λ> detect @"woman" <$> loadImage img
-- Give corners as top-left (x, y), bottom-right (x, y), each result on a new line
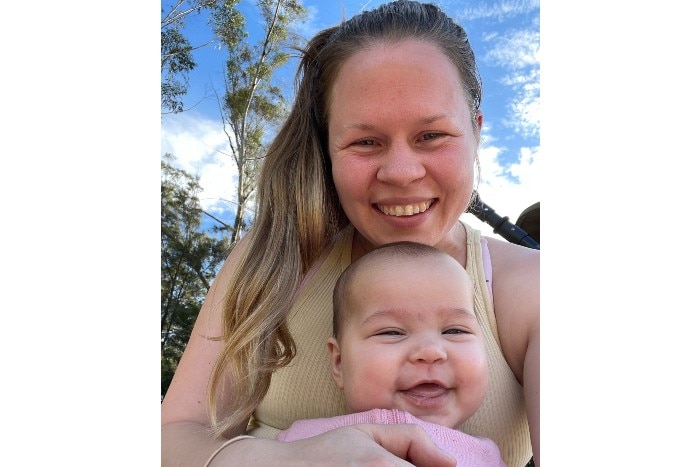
top-left (161, 1), bottom-right (539, 466)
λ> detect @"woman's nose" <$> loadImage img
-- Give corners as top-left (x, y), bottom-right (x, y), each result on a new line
top-left (376, 142), bottom-right (426, 186)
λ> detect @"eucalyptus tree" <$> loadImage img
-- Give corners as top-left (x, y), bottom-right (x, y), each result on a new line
top-left (217, 0), bottom-right (306, 243)
top-left (161, 0), bottom-right (225, 113)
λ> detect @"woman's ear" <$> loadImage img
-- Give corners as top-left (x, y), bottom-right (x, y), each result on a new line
top-left (327, 337), bottom-right (344, 389)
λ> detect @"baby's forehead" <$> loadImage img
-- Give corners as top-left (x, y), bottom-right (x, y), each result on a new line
top-left (362, 252), bottom-right (467, 277)
top-left (351, 252), bottom-right (470, 288)
top-left (358, 305), bottom-right (478, 325)
top-left (381, 251), bottom-right (455, 266)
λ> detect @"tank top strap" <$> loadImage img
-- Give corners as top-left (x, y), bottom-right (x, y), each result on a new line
top-left (462, 221), bottom-right (501, 351)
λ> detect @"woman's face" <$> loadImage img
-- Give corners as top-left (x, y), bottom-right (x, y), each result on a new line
top-left (328, 39), bottom-right (481, 248)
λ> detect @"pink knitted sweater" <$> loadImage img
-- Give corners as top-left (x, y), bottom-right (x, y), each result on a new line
top-left (276, 408), bottom-right (506, 467)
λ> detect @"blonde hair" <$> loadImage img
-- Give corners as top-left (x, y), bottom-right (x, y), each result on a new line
top-left (206, 0), bottom-right (483, 436)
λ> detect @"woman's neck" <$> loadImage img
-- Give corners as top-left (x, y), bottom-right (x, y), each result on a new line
top-left (350, 221), bottom-right (468, 267)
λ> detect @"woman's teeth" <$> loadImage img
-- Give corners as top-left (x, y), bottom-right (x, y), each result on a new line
top-left (378, 200), bottom-right (433, 216)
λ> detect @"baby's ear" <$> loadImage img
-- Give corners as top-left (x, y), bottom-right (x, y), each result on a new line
top-left (327, 337), bottom-right (344, 389)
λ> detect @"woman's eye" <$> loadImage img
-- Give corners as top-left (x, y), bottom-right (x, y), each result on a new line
top-left (354, 139), bottom-right (376, 146)
top-left (420, 132), bottom-right (443, 142)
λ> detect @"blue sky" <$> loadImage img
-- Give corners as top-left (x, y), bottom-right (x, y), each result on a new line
top-left (161, 0), bottom-right (541, 239)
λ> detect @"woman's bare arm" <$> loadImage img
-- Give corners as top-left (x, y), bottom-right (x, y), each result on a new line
top-left (487, 237), bottom-right (540, 465)
top-left (201, 425), bottom-right (457, 467)
top-left (161, 235), bottom-right (251, 466)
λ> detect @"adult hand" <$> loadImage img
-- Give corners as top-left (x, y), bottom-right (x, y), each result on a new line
top-left (351, 424), bottom-right (457, 467)
top-left (210, 424), bottom-right (457, 466)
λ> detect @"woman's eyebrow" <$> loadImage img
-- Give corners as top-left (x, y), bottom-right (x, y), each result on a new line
top-left (418, 113), bottom-right (452, 124)
top-left (342, 113), bottom-right (455, 131)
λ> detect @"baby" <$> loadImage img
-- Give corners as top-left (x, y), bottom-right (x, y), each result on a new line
top-left (277, 241), bottom-right (506, 466)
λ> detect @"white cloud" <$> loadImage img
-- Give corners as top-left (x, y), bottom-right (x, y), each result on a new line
top-left (161, 112), bottom-right (237, 214)
top-left (454, 0), bottom-right (539, 22)
top-left (508, 145), bottom-right (540, 187)
top-left (486, 29), bottom-right (539, 69)
top-left (485, 28), bottom-right (540, 138)
top-left (466, 135), bottom-right (541, 240)
top-left (508, 74), bottom-right (540, 137)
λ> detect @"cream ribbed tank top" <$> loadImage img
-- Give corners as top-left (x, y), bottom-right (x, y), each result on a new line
top-left (250, 223), bottom-right (532, 466)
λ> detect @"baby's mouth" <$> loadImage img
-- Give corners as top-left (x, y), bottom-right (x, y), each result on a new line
top-left (401, 383), bottom-right (448, 401)
top-left (376, 199), bottom-right (433, 217)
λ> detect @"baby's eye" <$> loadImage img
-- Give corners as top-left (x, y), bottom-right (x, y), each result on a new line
top-left (443, 328), bottom-right (469, 335)
top-left (376, 330), bottom-right (403, 336)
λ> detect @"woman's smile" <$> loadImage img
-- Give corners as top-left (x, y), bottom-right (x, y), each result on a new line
top-left (376, 199), bottom-right (434, 216)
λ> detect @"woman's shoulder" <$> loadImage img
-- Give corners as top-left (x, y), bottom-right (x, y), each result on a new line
top-left (485, 236), bottom-right (539, 312)
top-left (485, 235), bottom-right (539, 278)
top-left (484, 235), bottom-right (539, 382)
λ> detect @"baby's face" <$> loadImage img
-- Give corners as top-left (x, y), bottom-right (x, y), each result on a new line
top-left (329, 255), bottom-right (488, 428)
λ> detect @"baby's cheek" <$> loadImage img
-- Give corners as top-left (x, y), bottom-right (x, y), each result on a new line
top-left (351, 367), bottom-right (392, 409)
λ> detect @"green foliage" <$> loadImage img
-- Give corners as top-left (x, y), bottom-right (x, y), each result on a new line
top-left (161, 27), bottom-right (195, 113)
top-left (217, 0), bottom-right (307, 242)
top-left (210, 0), bottom-right (245, 49)
top-left (161, 0), bottom-right (223, 113)
top-left (161, 154), bottom-right (230, 397)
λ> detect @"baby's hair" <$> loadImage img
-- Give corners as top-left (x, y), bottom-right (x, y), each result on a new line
top-left (332, 241), bottom-right (452, 339)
